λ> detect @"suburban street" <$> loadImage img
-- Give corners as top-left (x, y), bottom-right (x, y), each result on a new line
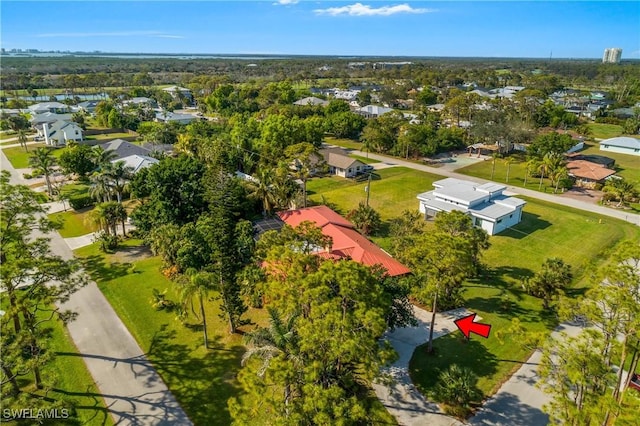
top-left (1, 150), bottom-right (192, 425)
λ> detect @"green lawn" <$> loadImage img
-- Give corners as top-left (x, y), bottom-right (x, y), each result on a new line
top-left (579, 142), bottom-right (640, 184)
top-left (2, 144), bottom-right (64, 169)
top-left (324, 136), bottom-right (364, 150)
top-left (49, 207), bottom-right (99, 238)
top-left (349, 154), bottom-right (379, 164)
top-left (85, 133), bottom-right (134, 141)
top-left (410, 197), bottom-right (640, 402)
top-left (455, 154), bottom-right (561, 193)
top-left (307, 167), bottom-right (442, 220)
top-left (587, 123), bottom-right (624, 140)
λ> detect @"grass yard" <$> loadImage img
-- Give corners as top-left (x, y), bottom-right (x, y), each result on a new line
top-left (2, 144), bottom-right (64, 169)
top-left (49, 207), bottom-right (99, 238)
top-left (324, 136), bottom-right (364, 150)
top-left (74, 239), bottom-right (394, 425)
top-left (410, 197), bottom-right (640, 404)
top-left (587, 123), bottom-right (624, 140)
top-left (579, 142), bottom-right (640, 184)
top-left (455, 153), bottom-right (560, 193)
top-left (349, 153), bottom-right (379, 164)
top-left (85, 133), bottom-right (134, 141)
top-left (307, 167), bottom-right (441, 220)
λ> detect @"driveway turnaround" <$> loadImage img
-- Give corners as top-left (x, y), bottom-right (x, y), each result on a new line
top-left (2, 150), bottom-right (192, 425)
top-left (373, 306), bottom-right (471, 426)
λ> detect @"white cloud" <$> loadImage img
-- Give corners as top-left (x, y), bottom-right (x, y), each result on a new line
top-left (314, 3), bottom-right (433, 16)
top-left (273, 0), bottom-right (299, 5)
top-left (36, 31), bottom-right (183, 39)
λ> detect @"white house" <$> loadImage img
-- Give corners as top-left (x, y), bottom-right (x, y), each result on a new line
top-left (293, 97), bottom-right (329, 107)
top-left (112, 154), bottom-right (159, 173)
top-left (162, 86), bottom-right (193, 102)
top-left (28, 102), bottom-right (71, 115)
top-left (355, 105), bottom-right (394, 119)
top-left (417, 178), bottom-right (526, 235)
top-left (41, 120), bottom-right (83, 146)
top-left (599, 137), bottom-right (640, 156)
top-left (155, 111), bottom-right (199, 125)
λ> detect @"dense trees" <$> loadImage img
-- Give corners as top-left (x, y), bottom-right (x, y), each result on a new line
top-left (59, 143), bottom-right (96, 178)
top-left (524, 258), bottom-right (573, 309)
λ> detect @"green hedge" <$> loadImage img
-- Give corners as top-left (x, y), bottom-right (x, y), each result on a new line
top-left (69, 195), bottom-right (94, 210)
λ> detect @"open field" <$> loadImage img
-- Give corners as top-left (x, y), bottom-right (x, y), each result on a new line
top-left (74, 239), bottom-right (392, 424)
top-left (49, 207), bottom-right (99, 238)
top-left (324, 136), bottom-right (364, 150)
top-left (2, 144), bottom-right (64, 169)
top-left (587, 123), bottom-right (624, 139)
top-left (85, 132), bottom-right (135, 141)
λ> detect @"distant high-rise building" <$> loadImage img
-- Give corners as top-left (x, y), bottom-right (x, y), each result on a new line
top-left (602, 48), bottom-right (622, 64)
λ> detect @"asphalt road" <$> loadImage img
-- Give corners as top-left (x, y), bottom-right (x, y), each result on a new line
top-left (1, 150), bottom-right (192, 425)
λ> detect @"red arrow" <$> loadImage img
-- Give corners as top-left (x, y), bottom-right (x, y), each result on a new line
top-left (454, 313), bottom-right (491, 339)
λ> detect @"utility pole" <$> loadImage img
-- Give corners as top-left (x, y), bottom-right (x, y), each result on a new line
top-left (365, 172), bottom-right (371, 207)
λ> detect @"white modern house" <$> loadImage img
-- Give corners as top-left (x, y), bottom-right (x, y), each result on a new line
top-left (599, 137), bottom-right (640, 156)
top-left (417, 178), bottom-right (526, 235)
top-left (40, 120), bottom-right (83, 146)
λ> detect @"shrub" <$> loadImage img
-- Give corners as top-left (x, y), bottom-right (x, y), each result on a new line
top-left (150, 288), bottom-right (176, 311)
top-left (434, 364), bottom-right (481, 416)
top-left (68, 195), bottom-right (94, 210)
top-left (22, 173), bottom-right (32, 179)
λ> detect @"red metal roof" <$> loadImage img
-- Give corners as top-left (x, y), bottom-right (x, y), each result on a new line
top-left (277, 206), bottom-right (411, 277)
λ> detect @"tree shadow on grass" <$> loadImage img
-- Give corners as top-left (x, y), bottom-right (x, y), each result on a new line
top-left (80, 255), bottom-right (131, 282)
top-left (410, 335), bottom-right (498, 400)
top-left (500, 212), bottom-right (552, 239)
top-left (145, 324), bottom-right (243, 426)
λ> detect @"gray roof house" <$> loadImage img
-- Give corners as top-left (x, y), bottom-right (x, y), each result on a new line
top-left (319, 148), bottom-right (366, 178)
top-left (356, 105), bottom-right (394, 119)
top-left (28, 102), bottom-right (71, 115)
top-left (99, 139), bottom-right (151, 160)
top-left (417, 178), bottom-right (526, 235)
top-left (112, 154), bottom-right (159, 173)
top-left (40, 120), bottom-right (83, 147)
top-left (293, 97), bottom-right (329, 107)
top-left (155, 111), bottom-right (199, 125)
top-left (599, 137), bottom-right (640, 156)
top-left (30, 112), bottom-right (73, 125)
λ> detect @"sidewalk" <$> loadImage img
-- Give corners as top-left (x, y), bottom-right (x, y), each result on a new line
top-left (373, 307), bottom-right (472, 426)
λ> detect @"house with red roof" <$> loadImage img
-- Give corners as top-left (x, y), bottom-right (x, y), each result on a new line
top-left (277, 206), bottom-right (411, 277)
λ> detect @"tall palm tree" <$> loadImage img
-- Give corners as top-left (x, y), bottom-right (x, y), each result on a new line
top-left (105, 161), bottom-right (134, 203)
top-left (604, 178), bottom-right (637, 207)
top-left (29, 147), bottom-right (57, 195)
top-left (542, 153), bottom-right (565, 191)
top-left (524, 158), bottom-right (539, 188)
top-left (86, 203), bottom-right (110, 235)
top-left (243, 307), bottom-right (300, 405)
top-left (89, 171), bottom-right (113, 203)
top-left (92, 146), bottom-right (118, 169)
top-left (103, 201), bottom-right (128, 236)
top-left (17, 129), bottom-right (29, 152)
top-left (551, 166), bottom-right (568, 194)
top-left (249, 169), bottom-right (277, 216)
top-left (503, 157), bottom-right (514, 184)
top-left (180, 270), bottom-right (213, 349)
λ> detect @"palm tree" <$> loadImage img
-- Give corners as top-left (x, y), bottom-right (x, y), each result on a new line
top-left (346, 202), bottom-right (382, 236)
top-left (180, 270), bottom-right (213, 349)
top-left (551, 166), bottom-right (568, 194)
top-left (604, 178), bottom-right (637, 207)
top-left (248, 169), bottom-right (277, 216)
top-left (86, 203), bottom-right (110, 235)
top-left (89, 171), bottom-right (113, 203)
top-left (543, 153), bottom-right (565, 191)
top-left (524, 158), bottom-right (539, 188)
top-left (17, 129), bottom-right (29, 152)
top-left (92, 146), bottom-right (118, 169)
top-left (105, 161), bottom-right (133, 203)
top-left (490, 153), bottom-right (500, 180)
top-left (29, 147), bottom-right (57, 195)
top-left (103, 201), bottom-right (128, 236)
top-left (243, 307), bottom-right (300, 406)
top-left (503, 157), bottom-right (514, 184)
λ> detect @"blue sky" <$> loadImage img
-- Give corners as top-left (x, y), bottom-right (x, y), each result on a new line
top-left (1, 1), bottom-right (639, 58)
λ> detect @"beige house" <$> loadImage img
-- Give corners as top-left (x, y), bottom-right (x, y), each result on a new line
top-left (319, 148), bottom-right (366, 178)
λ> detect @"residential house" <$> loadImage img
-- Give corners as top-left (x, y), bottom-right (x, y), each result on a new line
top-left (99, 139), bottom-right (151, 160)
top-left (155, 111), bottom-right (199, 125)
top-left (355, 105), bottom-right (394, 119)
top-left (599, 137), bottom-right (640, 156)
top-left (566, 160), bottom-right (617, 188)
top-left (293, 97), bottom-right (329, 107)
top-left (28, 102), bottom-right (71, 115)
top-left (417, 178), bottom-right (526, 235)
top-left (122, 97), bottom-right (157, 108)
top-left (30, 112), bottom-right (73, 126)
top-left (77, 100), bottom-right (100, 114)
top-left (319, 148), bottom-right (366, 178)
top-left (162, 86), bottom-right (193, 103)
top-left (277, 206), bottom-right (411, 277)
top-left (112, 154), bottom-right (159, 173)
top-left (41, 120), bottom-right (83, 146)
